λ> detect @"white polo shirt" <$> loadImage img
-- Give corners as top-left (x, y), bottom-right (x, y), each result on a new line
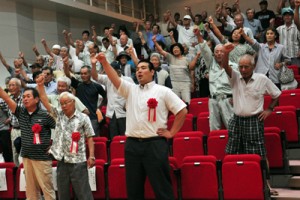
top-left (229, 69), bottom-right (281, 116)
top-left (118, 80), bottom-right (186, 138)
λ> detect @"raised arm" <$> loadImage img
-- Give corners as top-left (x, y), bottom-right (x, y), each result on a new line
top-left (63, 56), bottom-right (71, 78)
top-left (68, 32), bottom-right (75, 48)
top-left (62, 30), bottom-right (70, 47)
top-left (36, 74), bottom-right (52, 113)
top-left (96, 52), bottom-right (121, 89)
top-left (189, 51), bottom-right (201, 70)
top-left (208, 16), bottom-right (224, 43)
top-left (169, 31), bottom-right (176, 44)
top-left (32, 45), bottom-right (40, 56)
top-left (167, 10), bottom-right (178, 29)
top-left (0, 87), bottom-right (17, 113)
top-left (19, 51), bottom-right (28, 68)
top-left (240, 28), bottom-right (255, 45)
top-left (128, 46), bottom-right (139, 66)
top-left (221, 43), bottom-right (235, 78)
top-left (41, 39), bottom-right (54, 57)
top-left (0, 51), bottom-right (11, 70)
top-left (276, 0), bottom-right (285, 14)
top-left (90, 54), bottom-right (98, 81)
top-left (153, 35), bottom-right (168, 57)
top-left (91, 25), bottom-right (98, 44)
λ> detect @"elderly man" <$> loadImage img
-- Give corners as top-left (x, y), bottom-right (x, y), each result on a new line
top-left (0, 86), bottom-right (56, 200)
top-left (96, 52), bottom-right (187, 200)
top-left (0, 78), bottom-right (23, 166)
top-left (47, 76), bottom-right (89, 115)
top-left (195, 29), bottom-right (236, 131)
top-left (64, 61), bottom-right (106, 136)
top-left (222, 43), bottom-right (281, 196)
top-left (36, 75), bottom-right (95, 200)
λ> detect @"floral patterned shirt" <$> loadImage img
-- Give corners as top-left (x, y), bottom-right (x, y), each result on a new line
top-left (49, 106), bottom-right (95, 163)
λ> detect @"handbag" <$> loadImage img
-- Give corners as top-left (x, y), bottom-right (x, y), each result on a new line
top-left (278, 65), bottom-right (294, 84)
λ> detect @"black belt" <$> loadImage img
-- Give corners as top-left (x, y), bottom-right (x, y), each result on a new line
top-left (12, 127), bottom-right (20, 130)
top-left (127, 136), bottom-right (165, 142)
top-left (210, 94), bottom-right (232, 99)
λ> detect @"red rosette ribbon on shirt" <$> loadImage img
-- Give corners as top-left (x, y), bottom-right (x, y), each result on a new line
top-left (32, 124), bottom-right (42, 144)
top-left (70, 132), bottom-right (81, 154)
top-left (147, 98), bottom-right (158, 122)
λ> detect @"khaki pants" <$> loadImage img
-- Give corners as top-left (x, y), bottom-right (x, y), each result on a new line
top-left (209, 97), bottom-right (233, 131)
top-left (11, 128), bottom-right (21, 166)
top-left (23, 158), bottom-right (55, 200)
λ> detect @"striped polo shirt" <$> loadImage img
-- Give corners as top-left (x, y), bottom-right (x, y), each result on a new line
top-left (14, 105), bottom-right (56, 160)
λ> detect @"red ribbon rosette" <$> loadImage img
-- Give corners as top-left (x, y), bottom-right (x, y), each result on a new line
top-left (70, 132), bottom-right (81, 154)
top-left (32, 124), bottom-right (42, 144)
top-left (147, 98), bottom-right (158, 122)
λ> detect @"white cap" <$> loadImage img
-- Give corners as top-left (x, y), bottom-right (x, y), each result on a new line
top-left (52, 44), bottom-right (61, 50)
top-left (183, 15), bottom-right (192, 20)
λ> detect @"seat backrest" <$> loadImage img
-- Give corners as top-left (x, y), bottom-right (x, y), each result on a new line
top-left (287, 65), bottom-right (299, 76)
top-left (91, 142), bottom-right (108, 162)
top-left (264, 111), bottom-right (298, 143)
top-left (108, 158), bottom-right (127, 199)
top-left (110, 136), bottom-right (127, 161)
top-left (188, 98), bottom-right (209, 117)
top-left (92, 160), bottom-right (106, 199)
top-left (207, 130), bottom-right (228, 161)
top-left (222, 154), bottom-right (264, 200)
top-left (196, 112), bottom-right (210, 136)
top-left (0, 163), bottom-right (15, 199)
top-left (279, 93), bottom-right (300, 109)
top-left (173, 135), bottom-right (204, 167)
top-left (264, 132), bottom-right (283, 168)
top-left (181, 155), bottom-right (219, 199)
top-left (168, 114), bottom-right (194, 132)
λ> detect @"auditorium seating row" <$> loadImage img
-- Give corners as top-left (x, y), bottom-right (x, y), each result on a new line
top-left (0, 128), bottom-right (284, 199)
top-left (0, 154), bottom-right (270, 200)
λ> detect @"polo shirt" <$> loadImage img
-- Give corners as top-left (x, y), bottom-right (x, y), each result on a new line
top-left (14, 106), bottom-right (56, 160)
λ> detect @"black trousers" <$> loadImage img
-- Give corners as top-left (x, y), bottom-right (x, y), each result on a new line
top-left (109, 113), bottom-right (126, 140)
top-left (0, 130), bottom-right (13, 162)
top-left (125, 137), bottom-right (174, 200)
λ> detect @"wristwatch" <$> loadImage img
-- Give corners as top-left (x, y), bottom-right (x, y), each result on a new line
top-left (89, 157), bottom-right (96, 161)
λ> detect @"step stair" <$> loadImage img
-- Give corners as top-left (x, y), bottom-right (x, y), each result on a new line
top-left (271, 149), bottom-right (300, 200)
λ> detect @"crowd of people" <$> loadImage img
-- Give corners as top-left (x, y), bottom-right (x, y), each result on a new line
top-left (0, 0), bottom-right (300, 199)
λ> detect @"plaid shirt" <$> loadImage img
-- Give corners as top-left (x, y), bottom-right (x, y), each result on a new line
top-left (0, 93), bottom-right (23, 128)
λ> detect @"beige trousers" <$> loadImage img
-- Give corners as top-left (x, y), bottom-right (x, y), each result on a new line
top-left (23, 158), bottom-right (56, 200)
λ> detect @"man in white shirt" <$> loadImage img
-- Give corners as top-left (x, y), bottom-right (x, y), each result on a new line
top-left (96, 53), bottom-right (187, 200)
top-left (91, 60), bottom-right (133, 139)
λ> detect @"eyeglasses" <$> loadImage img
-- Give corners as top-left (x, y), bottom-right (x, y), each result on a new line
top-left (60, 100), bottom-right (74, 107)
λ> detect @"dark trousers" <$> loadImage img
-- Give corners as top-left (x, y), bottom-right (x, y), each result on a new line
top-left (0, 129), bottom-right (13, 162)
top-left (125, 137), bottom-right (174, 200)
top-left (109, 113), bottom-right (126, 140)
top-left (57, 160), bottom-right (93, 200)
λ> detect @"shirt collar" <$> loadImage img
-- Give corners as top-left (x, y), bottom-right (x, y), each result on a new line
top-left (139, 81), bottom-right (155, 89)
top-left (239, 72), bottom-right (257, 81)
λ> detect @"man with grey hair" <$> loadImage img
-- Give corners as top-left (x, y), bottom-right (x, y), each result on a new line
top-left (41, 39), bottom-right (71, 73)
top-left (0, 78), bottom-right (23, 166)
top-left (47, 76), bottom-right (89, 115)
top-left (36, 75), bottom-right (95, 200)
top-left (222, 43), bottom-right (281, 196)
top-left (195, 29), bottom-right (236, 131)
